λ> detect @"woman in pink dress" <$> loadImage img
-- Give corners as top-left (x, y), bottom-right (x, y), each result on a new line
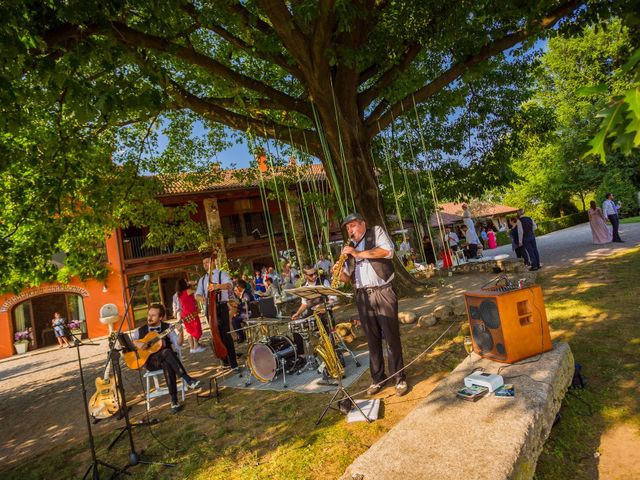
top-left (487, 229), bottom-right (497, 249)
top-left (175, 278), bottom-right (205, 353)
top-left (588, 200), bottom-right (612, 244)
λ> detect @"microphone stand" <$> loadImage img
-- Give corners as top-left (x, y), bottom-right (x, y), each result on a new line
top-left (103, 281), bottom-right (175, 473)
top-left (63, 325), bottom-right (120, 480)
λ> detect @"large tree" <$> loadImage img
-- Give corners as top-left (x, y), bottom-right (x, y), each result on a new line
top-left (2, 0), bottom-right (629, 291)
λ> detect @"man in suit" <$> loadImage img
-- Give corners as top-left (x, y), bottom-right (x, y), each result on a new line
top-left (517, 209), bottom-right (540, 271)
top-left (603, 192), bottom-right (624, 243)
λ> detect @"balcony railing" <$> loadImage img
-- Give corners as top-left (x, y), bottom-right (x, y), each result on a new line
top-left (122, 236), bottom-right (193, 260)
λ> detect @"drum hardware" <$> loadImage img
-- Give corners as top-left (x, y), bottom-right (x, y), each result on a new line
top-left (246, 335), bottom-right (300, 387)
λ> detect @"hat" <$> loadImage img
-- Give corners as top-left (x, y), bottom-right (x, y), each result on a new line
top-left (341, 212), bottom-right (364, 227)
top-left (302, 266), bottom-right (318, 275)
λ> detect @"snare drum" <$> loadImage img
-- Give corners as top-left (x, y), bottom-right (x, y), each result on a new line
top-left (288, 316), bottom-right (317, 334)
top-left (247, 335), bottom-right (298, 382)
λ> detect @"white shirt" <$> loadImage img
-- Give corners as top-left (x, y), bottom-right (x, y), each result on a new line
top-left (344, 225), bottom-right (395, 289)
top-left (602, 199), bottom-right (619, 217)
top-left (463, 217), bottom-right (480, 245)
top-left (196, 269), bottom-right (231, 302)
top-left (399, 240), bottom-right (411, 256)
top-left (300, 278), bottom-right (332, 306)
top-left (447, 232), bottom-right (459, 246)
top-left (315, 259), bottom-right (333, 273)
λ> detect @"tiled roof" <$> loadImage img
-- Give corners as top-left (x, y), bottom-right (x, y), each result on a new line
top-left (430, 202), bottom-right (518, 227)
top-left (156, 163), bottom-right (326, 196)
top-left (438, 202), bottom-right (518, 217)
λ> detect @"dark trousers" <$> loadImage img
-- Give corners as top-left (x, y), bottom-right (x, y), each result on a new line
top-left (514, 245), bottom-right (529, 265)
top-left (217, 303), bottom-right (238, 368)
top-left (355, 284), bottom-right (405, 385)
top-left (231, 314), bottom-right (246, 342)
top-left (147, 348), bottom-right (188, 403)
top-left (608, 214), bottom-right (622, 242)
top-left (523, 237), bottom-right (540, 269)
top-left (464, 243), bottom-right (478, 259)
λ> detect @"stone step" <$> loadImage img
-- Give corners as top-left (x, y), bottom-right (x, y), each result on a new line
top-left (341, 342), bottom-right (573, 480)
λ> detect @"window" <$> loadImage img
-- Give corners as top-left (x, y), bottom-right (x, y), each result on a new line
top-left (221, 214), bottom-right (242, 239)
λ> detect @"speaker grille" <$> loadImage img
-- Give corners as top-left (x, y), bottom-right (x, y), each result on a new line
top-left (479, 299), bottom-right (501, 329)
top-left (471, 324), bottom-right (494, 352)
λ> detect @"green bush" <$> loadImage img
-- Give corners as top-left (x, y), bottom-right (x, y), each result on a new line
top-left (536, 211), bottom-right (589, 236)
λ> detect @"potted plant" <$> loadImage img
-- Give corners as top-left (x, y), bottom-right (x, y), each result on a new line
top-left (13, 329), bottom-right (32, 355)
top-left (68, 320), bottom-right (84, 338)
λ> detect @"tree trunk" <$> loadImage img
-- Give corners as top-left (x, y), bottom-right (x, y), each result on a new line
top-left (309, 97), bottom-right (424, 296)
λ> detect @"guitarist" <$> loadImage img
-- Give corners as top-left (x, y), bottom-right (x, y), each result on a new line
top-left (195, 255), bottom-right (238, 369)
top-left (132, 303), bottom-right (201, 413)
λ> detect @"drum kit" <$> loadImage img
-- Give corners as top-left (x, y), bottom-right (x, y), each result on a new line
top-left (241, 286), bottom-right (357, 387)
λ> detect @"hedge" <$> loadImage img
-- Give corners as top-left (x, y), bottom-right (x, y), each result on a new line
top-left (494, 211), bottom-right (589, 247)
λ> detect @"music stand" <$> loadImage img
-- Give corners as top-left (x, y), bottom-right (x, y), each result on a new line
top-left (285, 287), bottom-right (371, 425)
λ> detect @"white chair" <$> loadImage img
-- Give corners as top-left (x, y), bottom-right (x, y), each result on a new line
top-left (143, 353), bottom-right (187, 409)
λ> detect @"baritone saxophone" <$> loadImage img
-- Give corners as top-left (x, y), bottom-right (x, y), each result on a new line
top-left (313, 311), bottom-right (344, 380)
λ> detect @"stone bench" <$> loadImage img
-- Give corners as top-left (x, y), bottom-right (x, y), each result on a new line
top-left (341, 342), bottom-right (573, 480)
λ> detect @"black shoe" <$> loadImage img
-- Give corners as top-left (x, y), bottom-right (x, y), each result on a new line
top-left (170, 402), bottom-right (183, 414)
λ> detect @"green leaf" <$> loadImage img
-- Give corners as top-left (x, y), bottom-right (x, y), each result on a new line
top-left (622, 47), bottom-right (640, 73)
top-left (576, 84), bottom-right (608, 96)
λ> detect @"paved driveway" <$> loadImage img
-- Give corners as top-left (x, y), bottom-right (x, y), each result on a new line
top-left (483, 221), bottom-right (640, 270)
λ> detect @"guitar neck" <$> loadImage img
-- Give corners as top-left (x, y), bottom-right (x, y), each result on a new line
top-left (146, 320), bottom-right (183, 346)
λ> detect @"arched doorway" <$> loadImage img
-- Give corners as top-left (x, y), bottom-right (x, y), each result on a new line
top-left (12, 293), bottom-right (86, 349)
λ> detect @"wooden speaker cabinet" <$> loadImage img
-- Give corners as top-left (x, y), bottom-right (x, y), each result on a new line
top-left (464, 285), bottom-right (552, 363)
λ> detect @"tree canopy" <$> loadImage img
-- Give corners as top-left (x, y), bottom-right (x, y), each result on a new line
top-left (502, 18), bottom-right (640, 218)
top-left (1, 0), bottom-right (633, 292)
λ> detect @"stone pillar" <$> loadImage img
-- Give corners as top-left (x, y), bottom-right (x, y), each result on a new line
top-left (203, 197), bottom-right (227, 265)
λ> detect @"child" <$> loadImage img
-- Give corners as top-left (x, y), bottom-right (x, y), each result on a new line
top-left (175, 278), bottom-right (205, 353)
top-left (52, 312), bottom-right (71, 348)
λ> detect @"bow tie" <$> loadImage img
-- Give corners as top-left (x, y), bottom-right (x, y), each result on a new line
top-left (149, 327), bottom-right (161, 332)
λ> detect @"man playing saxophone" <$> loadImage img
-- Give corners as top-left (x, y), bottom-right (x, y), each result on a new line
top-left (334, 212), bottom-right (408, 397)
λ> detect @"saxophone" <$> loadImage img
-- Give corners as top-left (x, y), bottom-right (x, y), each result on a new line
top-left (331, 249), bottom-right (349, 288)
top-left (313, 311), bottom-right (344, 380)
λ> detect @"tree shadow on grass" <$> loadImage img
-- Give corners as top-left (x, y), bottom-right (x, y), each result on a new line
top-left (534, 247), bottom-right (640, 479)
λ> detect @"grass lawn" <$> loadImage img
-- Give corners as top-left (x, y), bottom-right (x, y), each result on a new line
top-left (534, 246), bottom-right (640, 479)
top-left (3, 248), bottom-right (639, 479)
top-left (1, 311), bottom-right (466, 479)
top-left (620, 216), bottom-right (640, 224)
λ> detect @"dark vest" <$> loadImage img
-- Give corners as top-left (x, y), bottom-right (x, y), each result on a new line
top-left (346, 228), bottom-right (394, 285)
top-left (137, 321), bottom-right (172, 351)
top-left (305, 277), bottom-right (325, 309)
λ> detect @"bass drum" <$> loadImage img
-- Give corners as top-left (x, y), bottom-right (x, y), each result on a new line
top-left (247, 335), bottom-right (298, 382)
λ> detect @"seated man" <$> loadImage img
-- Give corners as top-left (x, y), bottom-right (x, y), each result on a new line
top-left (132, 303), bottom-right (201, 413)
top-left (231, 280), bottom-right (252, 343)
top-left (291, 266), bottom-right (333, 321)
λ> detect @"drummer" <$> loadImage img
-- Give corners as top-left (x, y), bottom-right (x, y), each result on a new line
top-left (290, 266), bottom-right (334, 321)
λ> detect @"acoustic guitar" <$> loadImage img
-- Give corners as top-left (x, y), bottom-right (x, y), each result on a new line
top-left (88, 336), bottom-right (121, 419)
top-left (123, 320), bottom-right (183, 370)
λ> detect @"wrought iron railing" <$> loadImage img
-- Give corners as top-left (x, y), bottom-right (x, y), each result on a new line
top-left (122, 236), bottom-right (192, 260)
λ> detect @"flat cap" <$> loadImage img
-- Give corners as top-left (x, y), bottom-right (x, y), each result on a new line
top-left (341, 212), bottom-right (364, 227)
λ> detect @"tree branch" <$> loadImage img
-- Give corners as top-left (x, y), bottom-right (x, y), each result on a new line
top-left (367, 0), bottom-right (583, 135)
top-left (180, 3), bottom-right (304, 79)
top-left (255, 0), bottom-right (312, 71)
top-left (105, 21), bottom-right (311, 117)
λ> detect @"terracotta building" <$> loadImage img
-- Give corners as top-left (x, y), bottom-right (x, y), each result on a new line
top-left (0, 165), bottom-right (331, 358)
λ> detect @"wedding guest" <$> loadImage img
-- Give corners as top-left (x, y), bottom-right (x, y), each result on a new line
top-left (588, 200), bottom-right (613, 244)
top-left (52, 311), bottom-right (71, 348)
top-left (487, 229), bottom-right (497, 249)
top-left (603, 193), bottom-right (624, 243)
